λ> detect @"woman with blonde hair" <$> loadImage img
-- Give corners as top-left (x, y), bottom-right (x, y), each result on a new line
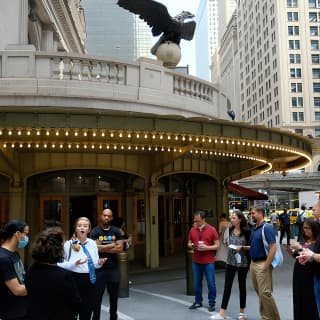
top-left (58, 217), bottom-right (106, 320)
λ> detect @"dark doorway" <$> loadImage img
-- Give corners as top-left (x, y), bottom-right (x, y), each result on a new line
top-left (69, 196), bottom-right (96, 237)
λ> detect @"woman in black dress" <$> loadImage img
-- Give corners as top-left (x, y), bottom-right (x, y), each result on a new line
top-left (25, 227), bottom-right (81, 320)
top-left (290, 218), bottom-right (320, 320)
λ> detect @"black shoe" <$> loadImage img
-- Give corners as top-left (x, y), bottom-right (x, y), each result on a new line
top-left (189, 302), bottom-right (202, 309)
top-left (208, 304), bottom-right (215, 312)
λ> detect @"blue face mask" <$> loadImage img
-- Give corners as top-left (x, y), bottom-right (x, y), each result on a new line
top-left (18, 235), bottom-right (29, 249)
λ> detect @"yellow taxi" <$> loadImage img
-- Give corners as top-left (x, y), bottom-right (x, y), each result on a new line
top-left (288, 208), bottom-right (299, 224)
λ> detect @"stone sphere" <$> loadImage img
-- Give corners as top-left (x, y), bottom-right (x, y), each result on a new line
top-left (155, 42), bottom-right (181, 67)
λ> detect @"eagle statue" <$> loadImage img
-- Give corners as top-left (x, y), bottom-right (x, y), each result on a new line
top-left (117, 0), bottom-right (196, 55)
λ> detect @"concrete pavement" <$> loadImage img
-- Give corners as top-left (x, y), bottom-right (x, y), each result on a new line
top-left (100, 246), bottom-right (295, 320)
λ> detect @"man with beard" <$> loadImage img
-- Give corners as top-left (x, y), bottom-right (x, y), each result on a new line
top-left (249, 206), bottom-right (280, 320)
top-left (90, 209), bottom-right (123, 320)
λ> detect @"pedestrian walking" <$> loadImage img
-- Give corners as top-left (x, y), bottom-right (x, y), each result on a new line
top-left (249, 206), bottom-right (280, 320)
top-left (279, 209), bottom-right (291, 245)
top-left (188, 210), bottom-right (219, 312)
top-left (270, 211), bottom-right (278, 236)
top-left (209, 209), bottom-right (251, 320)
top-left (0, 220), bottom-right (29, 320)
top-left (25, 227), bottom-right (81, 320)
top-left (295, 205), bottom-right (306, 242)
top-left (90, 208), bottom-right (123, 320)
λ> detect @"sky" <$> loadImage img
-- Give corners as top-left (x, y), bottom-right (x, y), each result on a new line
top-left (156, 0), bottom-right (200, 74)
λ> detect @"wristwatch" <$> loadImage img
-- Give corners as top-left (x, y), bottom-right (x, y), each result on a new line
top-left (310, 253), bottom-right (315, 262)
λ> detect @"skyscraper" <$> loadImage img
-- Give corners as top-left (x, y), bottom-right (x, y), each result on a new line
top-left (237, 0), bottom-right (320, 138)
top-left (82, 0), bottom-right (152, 61)
top-left (195, 0), bottom-right (219, 80)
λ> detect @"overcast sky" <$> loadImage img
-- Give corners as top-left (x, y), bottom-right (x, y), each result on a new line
top-left (157, 0), bottom-right (200, 74)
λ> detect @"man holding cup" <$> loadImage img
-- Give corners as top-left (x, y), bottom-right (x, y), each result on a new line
top-left (188, 210), bottom-right (220, 312)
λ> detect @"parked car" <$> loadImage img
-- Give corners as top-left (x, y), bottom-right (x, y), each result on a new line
top-left (288, 208), bottom-right (299, 224)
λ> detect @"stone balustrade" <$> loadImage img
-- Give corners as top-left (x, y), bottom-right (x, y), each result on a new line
top-left (0, 49), bottom-right (220, 119)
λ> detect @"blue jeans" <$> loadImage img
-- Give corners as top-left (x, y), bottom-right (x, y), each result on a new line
top-left (314, 275), bottom-right (320, 317)
top-left (192, 262), bottom-right (216, 305)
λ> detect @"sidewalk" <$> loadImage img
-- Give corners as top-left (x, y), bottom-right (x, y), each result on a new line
top-left (100, 244), bottom-right (295, 320)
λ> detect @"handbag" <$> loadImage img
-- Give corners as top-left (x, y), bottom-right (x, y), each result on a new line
top-left (262, 224), bottom-right (283, 268)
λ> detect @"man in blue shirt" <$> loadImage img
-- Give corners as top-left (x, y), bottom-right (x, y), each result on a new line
top-left (249, 206), bottom-right (280, 320)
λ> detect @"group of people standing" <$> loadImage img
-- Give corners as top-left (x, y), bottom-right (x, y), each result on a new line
top-left (188, 201), bottom-right (320, 320)
top-left (0, 208), bottom-right (123, 320)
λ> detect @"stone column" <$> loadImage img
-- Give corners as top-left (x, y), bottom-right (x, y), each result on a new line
top-left (19, 0), bottom-right (29, 45)
top-left (146, 185), bottom-right (159, 268)
top-left (41, 24), bottom-right (55, 51)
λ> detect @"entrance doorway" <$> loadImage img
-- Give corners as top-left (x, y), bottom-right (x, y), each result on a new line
top-left (69, 196), bottom-right (96, 236)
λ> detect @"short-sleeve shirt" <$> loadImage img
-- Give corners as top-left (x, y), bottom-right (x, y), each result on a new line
top-left (249, 222), bottom-right (276, 260)
top-left (188, 223), bottom-right (219, 264)
top-left (90, 225), bottom-right (123, 270)
top-left (0, 247), bottom-right (27, 319)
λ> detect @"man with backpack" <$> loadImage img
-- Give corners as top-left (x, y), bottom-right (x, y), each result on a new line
top-left (296, 205), bottom-right (306, 242)
top-left (278, 209), bottom-right (291, 245)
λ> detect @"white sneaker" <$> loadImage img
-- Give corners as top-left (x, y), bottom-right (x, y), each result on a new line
top-left (208, 314), bottom-right (226, 320)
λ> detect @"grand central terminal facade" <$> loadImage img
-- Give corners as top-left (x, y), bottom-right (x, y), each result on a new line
top-left (0, 0), bottom-right (312, 267)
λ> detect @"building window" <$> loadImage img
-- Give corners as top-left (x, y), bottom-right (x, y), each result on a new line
top-left (289, 54), bottom-right (301, 64)
top-left (309, 12), bottom-right (318, 22)
top-left (313, 69), bottom-right (320, 78)
top-left (287, 0), bottom-right (298, 7)
top-left (312, 54), bottom-right (320, 64)
top-left (291, 83), bottom-right (303, 92)
top-left (315, 97), bottom-right (320, 107)
top-left (295, 128), bottom-right (303, 135)
top-left (316, 129), bottom-right (320, 137)
top-left (315, 112), bottom-right (320, 120)
top-left (288, 26), bottom-right (299, 35)
top-left (290, 68), bottom-right (302, 78)
top-left (314, 83), bottom-right (320, 92)
top-left (309, 0), bottom-right (320, 8)
top-left (289, 40), bottom-right (300, 50)
top-left (311, 40), bottom-right (319, 50)
top-left (292, 112), bottom-right (304, 122)
top-left (292, 97), bottom-right (303, 107)
top-left (310, 26), bottom-right (319, 36)
top-left (287, 12), bottom-right (299, 21)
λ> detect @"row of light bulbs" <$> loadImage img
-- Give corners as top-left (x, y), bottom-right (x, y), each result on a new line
top-left (0, 128), bottom-right (299, 153)
top-left (0, 141), bottom-right (267, 162)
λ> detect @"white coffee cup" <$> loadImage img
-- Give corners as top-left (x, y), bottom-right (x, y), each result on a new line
top-left (198, 241), bottom-right (204, 248)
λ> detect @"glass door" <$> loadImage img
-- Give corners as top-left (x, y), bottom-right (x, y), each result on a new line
top-left (97, 195), bottom-right (122, 222)
top-left (40, 196), bottom-right (65, 231)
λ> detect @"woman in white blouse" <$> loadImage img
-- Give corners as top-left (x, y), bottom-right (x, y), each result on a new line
top-left (58, 217), bottom-right (106, 320)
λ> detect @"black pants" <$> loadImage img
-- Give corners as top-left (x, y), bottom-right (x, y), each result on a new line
top-left (92, 268), bottom-right (120, 320)
top-left (221, 264), bottom-right (249, 310)
top-left (72, 272), bottom-right (95, 320)
top-left (280, 224), bottom-right (291, 245)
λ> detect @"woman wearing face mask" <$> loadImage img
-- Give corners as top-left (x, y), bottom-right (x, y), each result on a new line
top-left (0, 220), bottom-right (29, 320)
top-left (58, 217), bottom-right (106, 320)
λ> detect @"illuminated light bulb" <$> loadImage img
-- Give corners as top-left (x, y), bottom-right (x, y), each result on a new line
top-left (144, 134), bottom-right (148, 139)
top-left (74, 132), bottom-right (78, 136)
top-left (152, 134), bottom-right (156, 139)
top-left (136, 133), bottom-right (140, 138)
top-left (28, 144), bottom-right (31, 148)
top-left (155, 147), bottom-right (158, 151)
top-left (56, 131), bottom-right (59, 136)
top-left (18, 131), bottom-right (21, 135)
top-left (114, 145), bottom-right (117, 150)
top-left (8, 131), bottom-right (12, 135)
top-left (174, 148), bottom-right (177, 152)
top-left (119, 133), bottom-right (123, 138)
top-left (0, 130), bottom-right (2, 135)
top-left (46, 131), bottom-right (50, 136)
top-left (27, 131), bottom-right (31, 136)
top-left (36, 131), bottom-right (40, 136)
top-left (208, 138), bottom-right (212, 143)
top-left (242, 142), bottom-right (246, 146)
top-left (148, 146), bottom-right (152, 151)
top-left (202, 138), bottom-right (205, 142)
top-left (68, 144), bottom-right (71, 149)
top-left (84, 144), bottom-right (87, 149)
top-left (167, 148), bottom-right (170, 151)
top-left (65, 131), bottom-right (69, 136)
top-left (59, 144), bottom-right (63, 149)
top-left (179, 148), bottom-right (182, 153)
top-left (257, 143), bottom-right (260, 147)
top-left (99, 145), bottom-right (102, 149)
top-left (128, 146), bottom-right (131, 150)
top-left (110, 132), bottom-right (114, 138)
top-left (91, 145), bottom-right (95, 149)
top-left (182, 136), bottom-right (186, 141)
top-left (106, 145), bottom-right (110, 149)
top-left (214, 152), bottom-right (217, 155)
top-left (237, 141), bottom-right (240, 145)
top-left (220, 140), bottom-right (224, 144)
top-left (195, 150), bottom-right (198, 154)
top-left (83, 132), bottom-right (87, 137)
top-left (93, 132), bottom-right (96, 137)
top-left (200, 150), bottom-right (203, 154)
top-left (121, 145), bottom-right (124, 150)
top-left (76, 144), bottom-right (79, 149)
top-left (205, 151), bottom-right (208, 154)
top-left (175, 136), bottom-right (178, 141)
top-left (190, 150), bottom-right (193, 154)
top-left (210, 151), bottom-right (213, 155)
top-left (189, 137), bottom-right (192, 141)
top-left (19, 143), bottom-right (23, 148)
top-left (167, 135), bottom-right (171, 140)
top-left (128, 133), bottom-right (131, 138)
top-left (44, 144), bottom-right (47, 148)
top-left (36, 144), bottom-right (39, 148)
top-left (135, 146), bottom-right (138, 150)
top-left (226, 140), bottom-right (229, 144)
top-left (161, 147), bottom-right (164, 151)
top-left (252, 143), bottom-right (255, 147)
top-left (3, 143), bottom-right (6, 148)
top-left (141, 146), bottom-right (145, 150)
top-left (101, 132), bottom-right (105, 137)
top-left (52, 144), bottom-right (55, 148)
top-left (195, 137), bottom-right (199, 142)
top-left (232, 141), bottom-right (235, 144)
top-left (160, 135), bottom-right (163, 140)
top-left (247, 142), bottom-right (250, 146)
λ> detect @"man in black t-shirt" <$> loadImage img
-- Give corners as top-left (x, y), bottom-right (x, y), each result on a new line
top-left (90, 209), bottom-right (123, 320)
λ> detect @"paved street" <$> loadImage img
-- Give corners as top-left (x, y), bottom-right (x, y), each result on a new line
top-left (100, 245), bottom-right (295, 320)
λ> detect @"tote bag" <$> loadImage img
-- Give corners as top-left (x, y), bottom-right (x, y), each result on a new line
top-left (262, 224), bottom-right (283, 268)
